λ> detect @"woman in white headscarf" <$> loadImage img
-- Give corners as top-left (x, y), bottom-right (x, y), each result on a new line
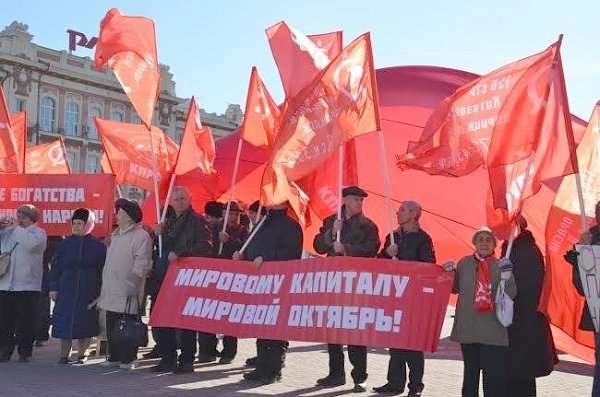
top-left (49, 208), bottom-right (106, 364)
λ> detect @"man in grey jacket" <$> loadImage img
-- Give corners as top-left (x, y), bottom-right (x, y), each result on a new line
top-left (0, 204), bottom-right (48, 362)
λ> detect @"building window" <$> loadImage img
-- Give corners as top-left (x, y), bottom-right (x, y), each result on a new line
top-left (40, 96), bottom-right (55, 132)
top-left (88, 106), bottom-right (102, 139)
top-left (86, 153), bottom-right (99, 173)
top-left (15, 99), bottom-right (26, 113)
top-left (110, 110), bottom-right (123, 122)
top-left (65, 101), bottom-right (80, 136)
top-left (131, 113), bottom-right (142, 125)
top-left (66, 151), bottom-right (79, 173)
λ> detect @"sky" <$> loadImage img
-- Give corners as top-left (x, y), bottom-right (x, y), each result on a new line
top-left (2, 0), bottom-right (599, 119)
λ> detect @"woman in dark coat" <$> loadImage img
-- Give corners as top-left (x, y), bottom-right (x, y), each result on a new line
top-left (49, 208), bottom-right (106, 364)
top-left (502, 216), bottom-right (558, 396)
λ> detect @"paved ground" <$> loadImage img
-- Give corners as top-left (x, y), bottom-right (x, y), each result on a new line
top-left (0, 308), bottom-right (593, 397)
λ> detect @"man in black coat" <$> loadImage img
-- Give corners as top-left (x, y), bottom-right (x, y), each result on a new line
top-left (566, 201), bottom-right (600, 397)
top-left (196, 201), bottom-right (250, 365)
top-left (313, 186), bottom-right (380, 393)
top-left (237, 202), bottom-right (303, 384)
top-left (150, 187), bottom-right (212, 374)
top-left (374, 201), bottom-right (435, 397)
top-left (502, 216), bottom-right (557, 397)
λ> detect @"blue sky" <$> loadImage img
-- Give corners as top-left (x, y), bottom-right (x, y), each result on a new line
top-left (2, 0), bottom-right (599, 119)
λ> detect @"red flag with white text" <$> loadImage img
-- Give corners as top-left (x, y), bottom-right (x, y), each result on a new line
top-left (94, 8), bottom-right (159, 129)
top-left (397, 40), bottom-right (561, 177)
top-left (25, 137), bottom-right (70, 174)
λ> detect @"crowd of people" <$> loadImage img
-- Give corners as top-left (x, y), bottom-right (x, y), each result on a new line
top-left (0, 186), bottom-right (598, 397)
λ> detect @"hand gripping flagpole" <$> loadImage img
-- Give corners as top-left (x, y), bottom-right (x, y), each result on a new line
top-left (220, 138), bottom-right (244, 255)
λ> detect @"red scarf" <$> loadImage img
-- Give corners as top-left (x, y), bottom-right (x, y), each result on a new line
top-left (474, 252), bottom-right (494, 312)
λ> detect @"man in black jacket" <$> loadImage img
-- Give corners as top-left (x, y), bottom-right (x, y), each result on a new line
top-left (374, 200), bottom-right (435, 396)
top-left (150, 187), bottom-right (212, 374)
top-left (236, 203), bottom-right (303, 384)
top-left (196, 201), bottom-right (249, 365)
top-left (313, 186), bottom-right (380, 393)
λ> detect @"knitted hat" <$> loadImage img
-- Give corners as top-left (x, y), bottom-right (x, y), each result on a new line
top-left (472, 227), bottom-right (497, 246)
top-left (120, 200), bottom-right (143, 224)
top-left (17, 204), bottom-right (39, 223)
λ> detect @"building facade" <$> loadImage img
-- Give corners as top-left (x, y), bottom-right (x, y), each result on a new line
top-left (0, 21), bottom-right (243, 201)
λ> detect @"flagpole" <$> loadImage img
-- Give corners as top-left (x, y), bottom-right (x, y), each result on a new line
top-left (239, 214), bottom-right (267, 254)
top-left (336, 145), bottom-right (344, 242)
top-left (160, 174), bottom-right (177, 223)
top-left (220, 138), bottom-right (244, 255)
top-left (378, 130), bottom-right (395, 245)
top-left (116, 184), bottom-right (123, 199)
top-left (147, 129), bottom-right (163, 258)
top-left (252, 205), bottom-right (262, 231)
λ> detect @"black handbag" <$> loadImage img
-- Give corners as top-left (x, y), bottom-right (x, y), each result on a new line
top-left (111, 296), bottom-right (148, 347)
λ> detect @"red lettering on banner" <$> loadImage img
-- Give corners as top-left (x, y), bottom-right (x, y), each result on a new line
top-left (150, 257), bottom-right (453, 352)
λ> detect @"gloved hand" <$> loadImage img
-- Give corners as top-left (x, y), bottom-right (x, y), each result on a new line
top-left (498, 258), bottom-right (513, 280)
top-left (442, 261), bottom-right (456, 272)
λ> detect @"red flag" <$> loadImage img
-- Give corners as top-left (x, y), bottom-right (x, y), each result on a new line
top-left (25, 137), bottom-right (70, 174)
top-left (266, 21), bottom-right (342, 100)
top-left (266, 32), bottom-right (380, 188)
top-left (239, 67), bottom-right (281, 149)
top-left (397, 40), bottom-right (561, 177)
top-left (95, 117), bottom-right (174, 194)
top-left (488, 42), bottom-right (578, 225)
top-left (539, 102), bottom-right (600, 361)
top-left (9, 111), bottom-right (27, 172)
top-left (0, 86), bottom-right (21, 173)
top-left (94, 8), bottom-right (159, 129)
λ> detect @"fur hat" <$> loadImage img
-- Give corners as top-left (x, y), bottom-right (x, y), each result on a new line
top-left (17, 204), bottom-right (39, 223)
top-left (119, 200), bottom-right (143, 224)
top-left (204, 201), bottom-right (224, 218)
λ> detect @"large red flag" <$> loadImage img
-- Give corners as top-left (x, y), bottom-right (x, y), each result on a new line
top-left (397, 40), bottom-right (561, 177)
top-left (26, 137), bottom-right (70, 174)
top-left (175, 96), bottom-right (216, 176)
top-left (9, 111), bottom-right (27, 172)
top-left (0, 87), bottom-right (21, 173)
top-left (540, 102), bottom-right (600, 363)
top-left (264, 32), bottom-right (380, 190)
top-left (488, 42), bottom-right (578, 228)
top-left (94, 8), bottom-right (159, 129)
top-left (266, 21), bottom-right (342, 100)
top-left (239, 67), bottom-right (281, 149)
top-left (95, 118), bottom-right (174, 194)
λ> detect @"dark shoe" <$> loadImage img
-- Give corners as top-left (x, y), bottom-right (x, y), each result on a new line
top-left (260, 373), bottom-right (282, 384)
top-left (243, 369), bottom-right (262, 381)
top-left (18, 356), bottom-right (30, 363)
top-left (219, 356), bottom-right (234, 365)
top-left (173, 362), bottom-right (194, 374)
top-left (353, 383), bottom-right (367, 393)
top-left (150, 362), bottom-right (177, 373)
top-left (142, 348), bottom-right (161, 360)
top-left (373, 383), bottom-right (402, 395)
top-left (408, 392), bottom-right (423, 397)
top-left (58, 357), bottom-right (70, 364)
top-left (245, 356), bottom-right (257, 367)
top-left (196, 353), bottom-right (216, 363)
top-left (316, 375), bottom-right (346, 387)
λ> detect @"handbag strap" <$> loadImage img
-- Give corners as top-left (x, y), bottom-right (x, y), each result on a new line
top-left (8, 243), bottom-right (18, 254)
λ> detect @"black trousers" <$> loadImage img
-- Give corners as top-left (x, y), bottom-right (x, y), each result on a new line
top-left (156, 327), bottom-right (196, 365)
top-left (0, 291), bottom-right (39, 359)
top-left (387, 348), bottom-right (424, 393)
top-left (507, 378), bottom-right (537, 397)
top-left (461, 343), bottom-right (508, 397)
top-left (105, 311), bottom-right (139, 364)
top-left (327, 344), bottom-right (367, 384)
top-left (197, 332), bottom-right (237, 359)
top-left (256, 338), bottom-right (287, 377)
top-left (34, 291), bottom-right (50, 342)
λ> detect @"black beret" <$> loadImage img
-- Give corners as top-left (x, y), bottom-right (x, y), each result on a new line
top-left (342, 186), bottom-right (368, 198)
top-left (120, 200), bottom-right (143, 224)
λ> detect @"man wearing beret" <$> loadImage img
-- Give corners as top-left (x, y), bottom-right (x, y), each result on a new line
top-left (0, 204), bottom-right (47, 362)
top-left (150, 186), bottom-right (212, 373)
top-left (313, 186), bottom-right (381, 393)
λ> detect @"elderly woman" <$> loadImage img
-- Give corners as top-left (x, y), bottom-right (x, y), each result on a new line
top-left (446, 227), bottom-right (517, 397)
top-left (49, 208), bottom-right (106, 364)
top-left (97, 200), bottom-right (152, 370)
top-left (0, 204), bottom-right (47, 363)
